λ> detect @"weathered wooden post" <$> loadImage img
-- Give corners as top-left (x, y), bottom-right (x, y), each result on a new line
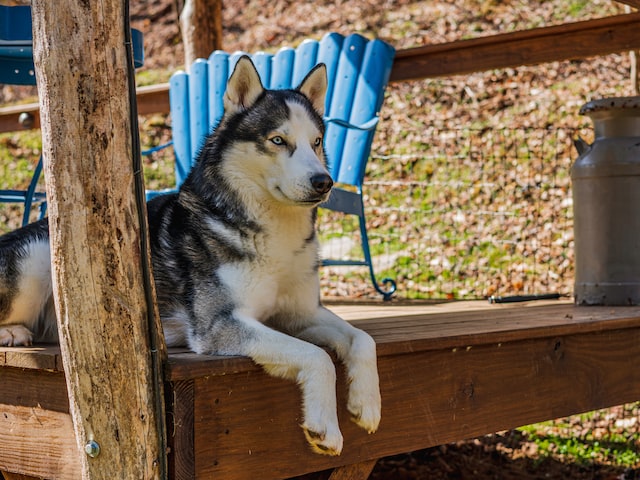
top-left (180, 0), bottom-right (223, 69)
top-left (30, 1), bottom-right (167, 478)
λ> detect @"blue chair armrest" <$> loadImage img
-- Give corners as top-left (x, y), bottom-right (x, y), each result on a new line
top-left (323, 116), bottom-right (379, 131)
top-left (141, 140), bottom-right (173, 156)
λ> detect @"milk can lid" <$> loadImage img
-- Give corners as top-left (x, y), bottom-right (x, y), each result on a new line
top-left (580, 96), bottom-right (640, 115)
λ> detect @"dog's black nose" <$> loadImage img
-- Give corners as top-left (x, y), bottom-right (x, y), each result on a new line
top-left (310, 173), bottom-right (333, 195)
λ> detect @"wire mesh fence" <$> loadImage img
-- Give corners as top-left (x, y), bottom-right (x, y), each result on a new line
top-left (319, 127), bottom-right (590, 301)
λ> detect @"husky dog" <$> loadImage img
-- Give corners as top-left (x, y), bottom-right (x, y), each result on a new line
top-left (0, 57), bottom-right (381, 455)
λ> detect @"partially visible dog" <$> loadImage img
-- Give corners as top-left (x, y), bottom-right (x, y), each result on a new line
top-left (0, 57), bottom-right (381, 455)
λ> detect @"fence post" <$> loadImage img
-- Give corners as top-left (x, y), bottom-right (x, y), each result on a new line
top-left (180, 0), bottom-right (223, 69)
top-left (31, 1), bottom-right (167, 478)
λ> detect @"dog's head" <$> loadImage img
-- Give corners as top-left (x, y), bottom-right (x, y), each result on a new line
top-left (218, 56), bottom-right (333, 207)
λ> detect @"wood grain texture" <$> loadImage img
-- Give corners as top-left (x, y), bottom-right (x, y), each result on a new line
top-left (165, 302), bottom-right (640, 380)
top-left (188, 325), bottom-right (640, 479)
top-left (1, 472), bottom-right (43, 480)
top-left (327, 460), bottom-right (377, 480)
top-left (30, 1), bottom-right (166, 478)
top-left (0, 367), bottom-right (68, 413)
top-left (391, 12), bottom-right (640, 81)
top-left (167, 381), bottom-right (195, 480)
top-left (180, 0), bottom-right (223, 69)
top-left (0, 83), bottom-right (172, 135)
top-left (3, 303), bottom-right (640, 478)
top-left (0, 404), bottom-right (78, 479)
top-left (0, 346), bottom-right (63, 371)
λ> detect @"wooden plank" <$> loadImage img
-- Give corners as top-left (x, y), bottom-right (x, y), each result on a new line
top-left (390, 12), bottom-right (640, 81)
top-left (2, 303), bottom-right (640, 478)
top-left (0, 83), bottom-right (170, 134)
top-left (0, 367), bottom-right (68, 413)
top-left (0, 13), bottom-right (638, 134)
top-left (167, 381), bottom-right (195, 480)
top-left (0, 404), bottom-right (78, 479)
top-left (3, 303), bottom-right (640, 376)
top-left (0, 345), bottom-right (63, 371)
top-left (187, 325), bottom-right (640, 479)
top-left (1, 472), bottom-right (42, 480)
top-left (327, 460), bottom-right (377, 480)
top-left (617, 0), bottom-right (640, 9)
top-left (137, 83), bottom-right (171, 117)
top-left (165, 303), bottom-right (640, 379)
top-left (0, 363), bottom-right (73, 479)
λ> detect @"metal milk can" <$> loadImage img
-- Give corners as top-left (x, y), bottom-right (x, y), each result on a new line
top-left (572, 96), bottom-right (640, 305)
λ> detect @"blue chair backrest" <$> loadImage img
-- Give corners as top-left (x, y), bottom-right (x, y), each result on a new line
top-left (169, 32), bottom-right (395, 188)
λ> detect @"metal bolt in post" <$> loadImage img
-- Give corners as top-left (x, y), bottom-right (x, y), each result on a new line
top-left (84, 440), bottom-right (101, 458)
top-left (18, 112), bottom-right (34, 129)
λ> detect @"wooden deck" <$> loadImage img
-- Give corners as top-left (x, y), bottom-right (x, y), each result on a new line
top-left (2, 300), bottom-right (640, 479)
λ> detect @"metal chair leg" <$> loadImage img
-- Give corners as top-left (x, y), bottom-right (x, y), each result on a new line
top-left (357, 212), bottom-right (396, 301)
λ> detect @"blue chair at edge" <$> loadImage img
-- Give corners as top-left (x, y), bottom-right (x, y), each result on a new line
top-left (162, 33), bottom-right (397, 300)
top-left (0, 5), bottom-right (144, 226)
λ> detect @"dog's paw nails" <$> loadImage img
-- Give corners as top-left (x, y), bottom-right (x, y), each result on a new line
top-left (302, 425), bottom-right (343, 456)
top-left (348, 397), bottom-right (381, 434)
top-left (0, 325), bottom-right (34, 347)
top-left (349, 408), bottom-right (381, 434)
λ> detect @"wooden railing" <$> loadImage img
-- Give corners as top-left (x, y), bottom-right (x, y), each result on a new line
top-left (0, 11), bottom-right (639, 135)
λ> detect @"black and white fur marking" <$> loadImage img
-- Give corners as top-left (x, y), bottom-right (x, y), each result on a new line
top-left (0, 57), bottom-right (381, 455)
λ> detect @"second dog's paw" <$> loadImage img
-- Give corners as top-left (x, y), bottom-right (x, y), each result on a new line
top-left (0, 325), bottom-right (34, 347)
top-left (301, 423), bottom-right (343, 456)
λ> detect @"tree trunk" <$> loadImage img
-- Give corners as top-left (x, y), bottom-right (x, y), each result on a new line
top-left (180, 0), bottom-right (223, 70)
top-left (31, 1), bottom-right (167, 478)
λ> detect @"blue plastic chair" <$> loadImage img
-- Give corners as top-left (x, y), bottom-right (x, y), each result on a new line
top-left (0, 5), bottom-right (144, 225)
top-left (162, 33), bottom-right (397, 299)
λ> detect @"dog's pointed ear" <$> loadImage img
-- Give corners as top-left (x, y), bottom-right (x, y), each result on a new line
top-left (297, 63), bottom-right (327, 116)
top-left (224, 56), bottom-right (264, 114)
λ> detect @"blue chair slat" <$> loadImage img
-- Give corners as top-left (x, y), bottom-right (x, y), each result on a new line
top-left (270, 47), bottom-right (295, 89)
top-left (0, 5), bottom-right (31, 41)
top-left (292, 39), bottom-right (319, 87)
top-left (317, 33), bottom-right (344, 110)
top-left (0, 6), bottom-right (145, 222)
top-left (208, 50), bottom-right (230, 131)
top-left (337, 39), bottom-right (395, 187)
top-left (169, 71), bottom-right (191, 187)
top-left (188, 59), bottom-right (210, 165)
top-left (324, 34), bottom-right (368, 181)
top-left (251, 51), bottom-right (272, 89)
top-left (161, 32), bottom-right (396, 299)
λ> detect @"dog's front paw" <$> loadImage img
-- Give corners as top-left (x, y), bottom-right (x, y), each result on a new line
top-left (345, 334), bottom-right (382, 434)
top-left (348, 382), bottom-right (381, 434)
top-left (0, 325), bottom-right (34, 347)
top-left (301, 422), bottom-right (343, 456)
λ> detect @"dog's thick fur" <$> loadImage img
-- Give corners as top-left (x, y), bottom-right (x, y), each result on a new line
top-left (0, 57), bottom-right (381, 455)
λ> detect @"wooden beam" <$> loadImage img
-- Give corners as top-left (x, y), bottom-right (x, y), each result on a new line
top-left (391, 12), bottom-right (640, 81)
top-left (2, 13), bottom-right (639, 135)
top-left (30, 1), bottom-right (167, 479)
top-left (617, 0), bottom-right (640, 9)
top-left (0, 84), bottom-right (171, 134)
top-left (1, 472), bottom-right (42, 480)
top-left (328, 460), bottom-right (377, 480)
top-left (136, 83), bottom-right (172, 116)
top-left (180, 0), bottom-right (223, 69)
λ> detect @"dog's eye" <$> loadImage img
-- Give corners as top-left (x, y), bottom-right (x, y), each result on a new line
top-left (314, 137), bottom-right (322, 147)
top-left (270, 136), bottom-right (285, 146)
